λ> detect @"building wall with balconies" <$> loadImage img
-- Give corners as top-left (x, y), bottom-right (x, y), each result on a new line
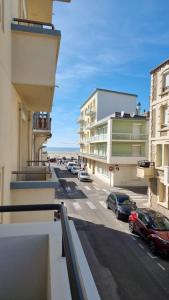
top-left (147, 59), bottom-right (169, 217)
top-left (0, 0), bottom-right (62, 223)
top-left (79, 113), bottom-right (148, 186)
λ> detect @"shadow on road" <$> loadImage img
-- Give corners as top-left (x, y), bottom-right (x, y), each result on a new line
top-left (116, 186), bottom-right (148, 195)
top-left (71, 217), bottom-right (169, 300)
top-left (54, 168), bottom-right (88, 199)
top-left (54, 167), bottom-right (77, 179)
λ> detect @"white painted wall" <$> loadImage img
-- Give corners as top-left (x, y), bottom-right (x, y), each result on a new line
top-left (0, 235), bottom-right (48, 300)
top-left (97, 90), bottom-right (137, 121)
top-left (114, 165), bottom-right (147, 186)
top-left (0, 222), bottom-right (71, 300)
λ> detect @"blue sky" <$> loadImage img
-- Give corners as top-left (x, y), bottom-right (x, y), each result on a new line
top-left (48, 0), bottom-right (169, 147)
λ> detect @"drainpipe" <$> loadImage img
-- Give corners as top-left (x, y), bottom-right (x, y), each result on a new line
top-left (107, 118), bottom-right (112, 164)
top-left (18, 103), bottom-right (22, 171)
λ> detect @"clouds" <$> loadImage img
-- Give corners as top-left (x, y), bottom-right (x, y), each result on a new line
top-left (47, 0), bottom-right (169, 147)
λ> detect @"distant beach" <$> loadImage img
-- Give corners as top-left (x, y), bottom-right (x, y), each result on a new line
top-left (47, 147), bottom-right (80, 159)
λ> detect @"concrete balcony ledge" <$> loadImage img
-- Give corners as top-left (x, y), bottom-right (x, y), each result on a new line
top-left (137, 166), bottom-right (155, 179)
top-left (11, 21), bottom-right (61, 111)
top-left (11, 23), bottom-right (60, 37)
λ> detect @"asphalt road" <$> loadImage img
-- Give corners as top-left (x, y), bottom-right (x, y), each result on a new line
top-left (54, 166), bottom-right (169, 300)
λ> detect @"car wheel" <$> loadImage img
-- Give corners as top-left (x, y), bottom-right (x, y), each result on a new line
top-left (107, 202), bottom-right (110, 209)
top-left (149, 240), bottom-right (157, 255)
top-left (115, 210), bottom-right (120, 220)
top-left (129, 221), bottom-right (135, 233)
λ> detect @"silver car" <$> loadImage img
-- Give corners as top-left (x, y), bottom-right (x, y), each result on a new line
top-left (78, 171), bottom-right (92, 182)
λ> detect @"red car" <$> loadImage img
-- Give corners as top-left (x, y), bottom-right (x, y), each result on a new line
top-left (129, 208), bottom-right (169, 256)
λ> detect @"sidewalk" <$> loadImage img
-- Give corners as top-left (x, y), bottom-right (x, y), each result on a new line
top-left (90, 175), bottom-right (150, 209)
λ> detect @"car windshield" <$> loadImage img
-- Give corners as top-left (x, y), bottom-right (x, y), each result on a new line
top-left (117, 196), bottom-right (132, 205)
top-left (81, 172), bottom-right (89, 176)
top-left (150, 216), bottom-right (169, 231)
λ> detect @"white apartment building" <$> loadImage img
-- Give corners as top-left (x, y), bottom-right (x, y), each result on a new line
top-left (78, 89), bottom-right (149, 187)
top-left (137, 59), bottom-right (169, 217)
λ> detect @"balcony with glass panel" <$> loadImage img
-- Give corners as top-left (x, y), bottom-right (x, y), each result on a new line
top-left (112, 133), bottom-right (147, 141)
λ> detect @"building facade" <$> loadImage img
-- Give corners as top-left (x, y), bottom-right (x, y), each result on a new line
top-left (0, 0), bottom-right (70, 223)
top-left (78, 89), bottom-right (149, 187)
top-left (137, 59), bottom-right (169, 217)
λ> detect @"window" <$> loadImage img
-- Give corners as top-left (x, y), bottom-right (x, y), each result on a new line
top-left (151, 109), bottom-right (156, 137)
top-left (152, 73), bottom-right (157, 101)
top-left (138, 213), bottom-right (149, 225)
top-left (156, 144), bottom-right (162, 167)
top-left (132, 144), bottom-right (141, 156)
top-left (161, 106), bottom-right (168, 128)
top-left (158, 181), bottom-right (165, 203)
top-left (163, 73), bottom-right (169, 91)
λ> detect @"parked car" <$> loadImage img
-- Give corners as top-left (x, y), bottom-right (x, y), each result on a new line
top-left (49, 157), bottom-right (56, 163)
top-left (106, 192), bottom-right (137, 221)
top-left (129, 208), bottom-right (169, 256)
top-left (67, 162), bottom-right (77, 171)
top-left (78, 171), bottom-right (92, 182)
top-left (70, 166), bottom-right (80, 175)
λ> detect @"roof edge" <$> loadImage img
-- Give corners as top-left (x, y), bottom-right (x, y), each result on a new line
top-left (150, 58), bottom-right (169, 74)
top-left (80, 88), bottom-right (138, 109)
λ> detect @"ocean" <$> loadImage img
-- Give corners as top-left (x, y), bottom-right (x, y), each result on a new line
top-left (47, 147), bottom-right (80, 153)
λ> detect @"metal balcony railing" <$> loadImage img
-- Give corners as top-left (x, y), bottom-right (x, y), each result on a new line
top-left (112, 133), bottom-right (147, 140)
top-left (13, 18), bottom-right (55, 30)
top-left (33, 112), bottom-right (51, 131)
top-left (137, 160), bottom-right (155, 168)
top-left (0, 203), bottom-right (87, 300)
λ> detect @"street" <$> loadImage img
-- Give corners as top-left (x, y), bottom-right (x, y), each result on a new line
top-left (54, 166), bottom-right (169, 300)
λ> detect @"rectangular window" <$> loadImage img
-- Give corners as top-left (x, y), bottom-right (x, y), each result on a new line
top-left (132, 144), bottom-right (141, 156)
top-left (151, 109), bottom-right (156, 138)
top-left (165, 74), bottom-right (169, 88)
top-left (160, 106), bottom-right (168, 128)
top-left (163, 73), bottom-right (169, 92)
top-left (158, 181), bottom-right (165, 203)
top-left (156, 144), bottom-right (162, 167)
top-left (152, 73), bottom-right (157, 101)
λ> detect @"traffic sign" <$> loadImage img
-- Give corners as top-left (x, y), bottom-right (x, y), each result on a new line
top-left (109, 166), bottom-right (114, 172)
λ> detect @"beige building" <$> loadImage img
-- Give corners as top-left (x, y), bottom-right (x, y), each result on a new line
top-left (78, 89), bottom-right (149, 187)
top-left (0, 0), bottom-right (70, 223)
top-left (137, 59), bottom-right (169, 217)
top-left (0, 3), bottom-right (101, 298)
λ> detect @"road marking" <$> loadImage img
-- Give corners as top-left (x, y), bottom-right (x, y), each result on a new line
top-left (99, 201), bottom-right (107, 208)
top-left (86, 201), bottom-right (96, 209)
top-left (147, 252), bottom-right (157, 259)
top-left (131, 236), bottom-right (136, 240)
top-left (157, 263), bottom-right (166, 271)
top-left (73, 202), bottom-right (82, 210)
top-left (84, 186), bottom-right (91, 191)
top-left (138, 243), bottom-right (144, 249)
top-left (102, 189), bottom-right (109, 194)
top-left (93, 186), bottom-right (100, 191)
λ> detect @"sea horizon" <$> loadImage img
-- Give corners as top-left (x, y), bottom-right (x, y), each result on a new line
top-left (47, 147), bottom-right (80, 153)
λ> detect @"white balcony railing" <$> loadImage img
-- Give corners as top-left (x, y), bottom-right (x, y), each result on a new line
top-left (80, 152), bottom-right (107, 159)
top-left (112, 133), bottom-right (147, 140)
top-left (77, 116), bottom-right (84, 123)
top-left (90, 134), bottom-right (107, 142)
top-left (86, 108), bottom-right (96, 116)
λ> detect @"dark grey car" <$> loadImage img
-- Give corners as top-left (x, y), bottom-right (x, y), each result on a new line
top-left (106, 192), bottom-right (137, 221)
